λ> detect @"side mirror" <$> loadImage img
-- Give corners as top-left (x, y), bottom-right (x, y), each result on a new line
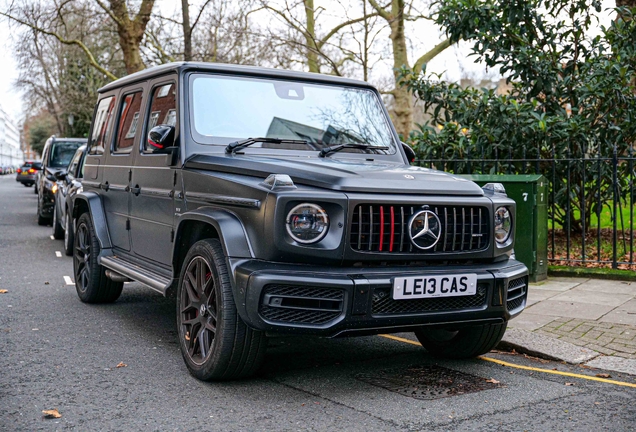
top-left (147, 125), bottom-right (175, 153)
top-left (401, 142), bottom-right (416, 164)
top-left (54, 171), bottom-right (67, 181)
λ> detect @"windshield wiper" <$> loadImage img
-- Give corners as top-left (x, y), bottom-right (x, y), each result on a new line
top-left (318, 143), bottom-right (389, 158)
top-left (225, 137), bottom-right (309, 154)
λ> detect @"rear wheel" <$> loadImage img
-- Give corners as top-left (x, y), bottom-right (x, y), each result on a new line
top-left (73, 213), bottom-right (123, 303)
top-left (63, 212), bottom-right (74, 256)
top-left (177, 239), bottom-right (267, 381)
top-left (414, 323), bottom-right (507, 359)
top-left (52, 203), bottom-right (64, 239)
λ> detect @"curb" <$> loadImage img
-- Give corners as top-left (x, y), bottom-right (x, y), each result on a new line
top-left (498, 328), bottom-right (599, 364)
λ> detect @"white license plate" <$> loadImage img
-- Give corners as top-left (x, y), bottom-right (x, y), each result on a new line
top-left (392, 274), bottom-right (478, 300)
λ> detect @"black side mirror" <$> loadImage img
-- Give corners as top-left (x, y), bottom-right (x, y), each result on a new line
top-left (54, 171), bottom-right (67, 181)
top-left (401, 142), bottom-right (416, 164)
top-left (147, 125), bottom-right (176, 153)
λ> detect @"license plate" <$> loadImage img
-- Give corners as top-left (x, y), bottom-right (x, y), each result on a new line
top-left (392, 274), bottom-right (478, 300)
top-left (21, 172), bottom-right (29, 175)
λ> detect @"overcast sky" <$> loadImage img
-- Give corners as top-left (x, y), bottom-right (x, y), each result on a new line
top-left (0, 0), bottom-right (616, 127)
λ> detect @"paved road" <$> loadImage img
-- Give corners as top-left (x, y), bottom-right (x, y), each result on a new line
top-left (1, 175), bottom-right (635, 431)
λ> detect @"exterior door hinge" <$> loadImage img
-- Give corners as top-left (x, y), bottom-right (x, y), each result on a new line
top-left (126, 219), bottom-right (130, 230)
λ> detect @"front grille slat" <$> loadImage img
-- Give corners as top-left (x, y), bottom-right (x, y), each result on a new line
top-left (350, 204), bottom-right (490, 254)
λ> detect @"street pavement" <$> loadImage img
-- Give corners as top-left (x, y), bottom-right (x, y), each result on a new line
top-left (1, 174), bottom-right (635, 431)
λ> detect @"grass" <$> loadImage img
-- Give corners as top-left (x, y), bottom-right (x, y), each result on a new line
top-left (550, 203), bottom-right (635, 230)
top-left (548, 265), bottom-right (636, 282)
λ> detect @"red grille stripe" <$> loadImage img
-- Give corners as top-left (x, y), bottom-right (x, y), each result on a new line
top-left (390, 206), bottom-right (395, 252)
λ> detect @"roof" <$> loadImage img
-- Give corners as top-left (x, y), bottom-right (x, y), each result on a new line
top-left (99, 62), bottom-right (373, 93)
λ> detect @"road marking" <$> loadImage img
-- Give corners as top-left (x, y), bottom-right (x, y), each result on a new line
top-left (50, 235), bottom-right (55, 240)
top-left (55, 251), bottom-right (62, 258)
top-left (378, 334), bottom-right (636, 388)
top-left (63, 276), bottom-right (74, 286)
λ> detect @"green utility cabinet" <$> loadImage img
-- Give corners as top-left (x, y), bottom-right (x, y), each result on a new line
top-left (460, 174), bottom-right (548, 282)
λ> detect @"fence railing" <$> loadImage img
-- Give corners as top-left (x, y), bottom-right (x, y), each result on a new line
top-left (414, 153), bottom-right (636, 270)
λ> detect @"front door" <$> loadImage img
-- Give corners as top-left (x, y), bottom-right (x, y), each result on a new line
top-left (129, 79), bottom-right (178, 265)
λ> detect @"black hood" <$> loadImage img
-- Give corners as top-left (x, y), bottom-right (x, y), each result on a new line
top-left (184, 154), bottom-right (484, 196)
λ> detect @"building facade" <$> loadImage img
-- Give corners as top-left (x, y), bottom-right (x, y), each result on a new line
top-left (0, 106), bottom-right (23, 167)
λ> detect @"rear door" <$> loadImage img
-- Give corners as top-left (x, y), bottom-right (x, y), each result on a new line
top-left (102, 85), bottom-right (146, 252)
top-left (129, 77), bottom-right (178, 265)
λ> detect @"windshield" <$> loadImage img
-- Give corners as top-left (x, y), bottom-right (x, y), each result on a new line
top-left (50, 142), bottom-right (82, 168)
top-left (189, 74), bottom-right (396, 153)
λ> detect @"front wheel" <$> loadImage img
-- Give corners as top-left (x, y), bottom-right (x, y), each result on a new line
top-left (176, 239), bottom-right (267, 381)
top-left (63, 212), bottom-right (74, 256)
top-left (73, 213), bottom-right (123, 303)
top-left (52, 203), bottom-right (64, 239)
top-left (414, 322), bottom-right (507, 359)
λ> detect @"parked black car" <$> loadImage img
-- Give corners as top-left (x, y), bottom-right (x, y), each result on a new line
top-left (52, 145), bottom-right (87, 255)
top-left (72, 62), bottom-right (528, 381)
top-left (15, 161), bottom-right (42, 187)
top-left (37, 136), bottom-right (85, 225)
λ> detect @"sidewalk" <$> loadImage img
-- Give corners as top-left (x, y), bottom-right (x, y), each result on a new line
top-left (501, 276), bottom-right (636, 375)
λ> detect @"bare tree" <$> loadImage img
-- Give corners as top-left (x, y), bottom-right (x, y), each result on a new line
top-left (367, 0), bottom-right (451, 137)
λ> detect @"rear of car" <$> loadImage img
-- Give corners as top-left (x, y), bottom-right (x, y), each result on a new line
top-left (15, 162), bottom-right (40, 186)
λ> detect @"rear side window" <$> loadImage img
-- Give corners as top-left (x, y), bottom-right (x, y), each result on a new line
top-left (67, 149), bottom-right (83, 177)
top-left (50, 142), bottom-right (82, 168)
top-left (143, 83), bottom-right (176, 153)
top-left (90, 96), bottom-right (116, 155)
top-left (114, 91), bottom-right (143, 153)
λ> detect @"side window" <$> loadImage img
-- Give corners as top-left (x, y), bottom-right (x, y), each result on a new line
top-left (143, 83), bottom-right (176, 153)
top-left (67, 150), bottom-right (82, 178)
top-left (114, 90), bottom-right (143, 153)
top-left (89, 96), bottom-right (116, 155)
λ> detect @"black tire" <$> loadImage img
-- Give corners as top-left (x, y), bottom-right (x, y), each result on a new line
top-left (52, 203), bottom-right (64, 239)
top-left (36, 198), bottom-right (49, 226)
top-left (177, 239), bottom-right (267, 381)
top-left (63, 211), bottom-right (74, 256)
top-left (73, 213), bottom-right (123, 303)
top-left (414, 322), bottom-right (508, 359)
top-left (34, 183), bottom-right (38, 194)
top-left (22, 183), bottom-right (30, 187)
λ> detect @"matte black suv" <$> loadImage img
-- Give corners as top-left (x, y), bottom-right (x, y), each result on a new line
top-left (73, 62), bottom-right (528, 381)
top-left (37, 136), bottom-right (85, 225)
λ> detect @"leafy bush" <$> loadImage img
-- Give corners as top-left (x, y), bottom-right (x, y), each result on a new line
top-left (401, 1), bottom-right (636, 232)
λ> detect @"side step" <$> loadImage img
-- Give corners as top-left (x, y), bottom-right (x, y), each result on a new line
top-left (100, 255), bottom-right (171, 295)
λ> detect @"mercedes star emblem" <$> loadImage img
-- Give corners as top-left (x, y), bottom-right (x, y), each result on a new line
top-left (409, 210), bottom-right (442, 250)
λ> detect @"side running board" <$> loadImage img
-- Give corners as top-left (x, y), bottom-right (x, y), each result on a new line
top-left (100, 256), bottom-right (171, 295)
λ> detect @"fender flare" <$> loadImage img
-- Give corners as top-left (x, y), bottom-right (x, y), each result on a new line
top-left (72, 191), bottom-right (112, 250)
top-left (173, 208), bottom-right (254, 262)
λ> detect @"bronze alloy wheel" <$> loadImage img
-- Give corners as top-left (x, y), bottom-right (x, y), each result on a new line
top-left (74, 219), bottom-right (91, 294)
top-left (179, 255), bottom-right (218, 365)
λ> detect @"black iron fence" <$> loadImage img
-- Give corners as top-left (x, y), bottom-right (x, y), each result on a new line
top-left (414, 150), bottom-right (636, 270)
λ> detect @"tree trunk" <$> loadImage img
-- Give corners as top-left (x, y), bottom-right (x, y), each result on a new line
top-left (387, 0), bottom-right (412, 138)
top-left (182, 0), bottom-right (192, 61)
top-left (303, 0), bottom-right (320, 73)
top-left (106, 0), bottom-right (155, 75)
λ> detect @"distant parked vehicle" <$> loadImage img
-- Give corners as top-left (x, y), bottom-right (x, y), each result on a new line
top-left (37, 136), bottom-right (85, 226)
top-left (52, 145), bottom-right (86, 255)
top-left (15, 161), bottom-right (42, 187)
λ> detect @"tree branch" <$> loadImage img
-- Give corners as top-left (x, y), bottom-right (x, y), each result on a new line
top-left (317, 12), bottom-right (379, 50)
top-left (412, 38), bottom-right (452, 73)
top-left (94, 0), bottom-right (124, 27)
top-left (1, 11), bottom-right (118, 81)
top-left (367, 0), bottom-right (391, 21)
top-left (191, 0), bottom-right (213, 32)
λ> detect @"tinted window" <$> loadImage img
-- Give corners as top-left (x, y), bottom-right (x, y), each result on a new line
top-left (90, 96), bottom-right (116, 155)
top-left (143, 83), bottom-right (176, 152)
top-left (67, 148), bottom-right (83, 177)
top-left (50, 142), bottom-right (82, 168)
top-left (32, 162), bottom-right (42, 169)
top-left (114, 91), bottom-right (143, 153)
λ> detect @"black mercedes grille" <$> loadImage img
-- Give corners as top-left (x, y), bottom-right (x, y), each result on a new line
top-left (259, 284), bottom-right (345, 325)
top-left (350, 204), bottom-right (489, 253)
top-left (506, 276), bottom-right (527, 311)
top-left (371, 283), bottom-right (488, 315)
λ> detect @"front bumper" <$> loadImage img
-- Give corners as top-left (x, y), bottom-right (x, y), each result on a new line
top-left (230, 258), bottom-right (528, 337)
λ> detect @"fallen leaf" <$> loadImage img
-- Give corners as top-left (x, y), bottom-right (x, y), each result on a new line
top-left (595, 373), bottom-right (611, 378)
top-left (485, 378), bottom-right (500, 384)
top-left (44, 281), bottom-right (50, 285)
top-left (565, 382), bottom-right (575, 386)
top-left (42, 409), bottom-right (61, 419)
top-left (116, 362), bottom-right (127, 368)
top-left (0, 289), bottom-right (7, 294)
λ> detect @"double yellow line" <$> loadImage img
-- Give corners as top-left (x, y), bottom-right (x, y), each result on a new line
top-left (379, 334), bottom-right (636, 389)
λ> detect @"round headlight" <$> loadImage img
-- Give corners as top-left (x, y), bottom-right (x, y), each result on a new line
top-left (286, 203), bottom-right (329, 244)
top-left (494, 206), bottom-right (512, 244)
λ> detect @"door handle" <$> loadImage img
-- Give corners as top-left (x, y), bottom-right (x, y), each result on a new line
top-left (131, 185), bottom-right (141, 196)
top-left (100, 182), bottom-right (109, 191)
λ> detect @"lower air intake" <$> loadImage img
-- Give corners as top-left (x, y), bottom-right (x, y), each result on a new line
top-left (372, 283), bottom-right (488, 315)
top-left (506, 276), bottom-right (527, 312)
top-left (259, 284), bottom-right (345, 325)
